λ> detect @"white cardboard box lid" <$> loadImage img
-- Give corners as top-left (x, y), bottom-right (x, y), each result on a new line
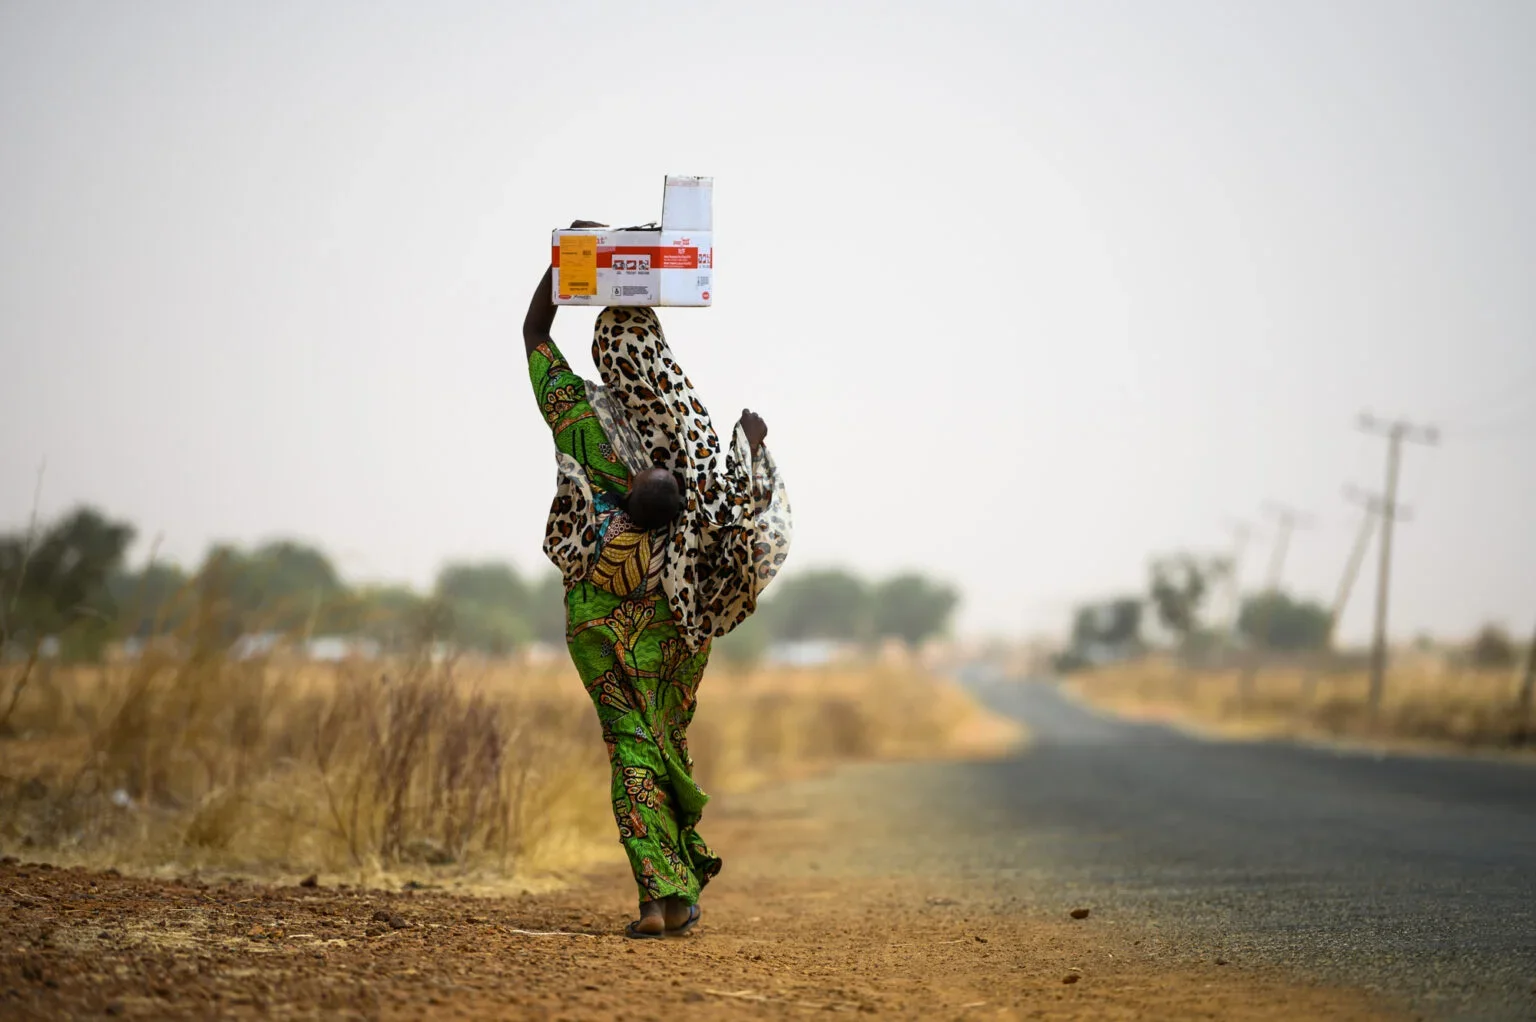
top-left (661, 176), bottom-right (712, 231)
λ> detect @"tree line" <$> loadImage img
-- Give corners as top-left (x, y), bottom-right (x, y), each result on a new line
top-left (1059, 551), bottom-right (1524, 672)
top-left (0, 505), bottom-right (959, 662)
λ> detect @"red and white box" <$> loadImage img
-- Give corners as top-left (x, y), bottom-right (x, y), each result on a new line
top-left (551, 176), bottom-right (713, 307)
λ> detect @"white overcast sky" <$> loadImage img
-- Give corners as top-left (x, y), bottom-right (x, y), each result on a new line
top-left (1, 0), bottom-right (1531, 644)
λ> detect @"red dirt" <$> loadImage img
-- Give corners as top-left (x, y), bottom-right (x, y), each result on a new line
top-left (0, 808), bottom-right (1408, 1021)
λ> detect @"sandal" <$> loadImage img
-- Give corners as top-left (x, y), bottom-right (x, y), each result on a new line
top-left (666, 904), bottom-right (701, 937)
top-left (624, 919), bottom-right (664, 940)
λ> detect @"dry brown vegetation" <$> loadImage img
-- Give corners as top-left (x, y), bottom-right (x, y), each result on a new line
top-left (1067, 656), bottom-right (1536, 755)
top-left (0, 641), bottom-right (1022, 885)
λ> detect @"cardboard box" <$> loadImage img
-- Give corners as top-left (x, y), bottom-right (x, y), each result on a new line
top-left (551, 176), bottom-right (713, 307)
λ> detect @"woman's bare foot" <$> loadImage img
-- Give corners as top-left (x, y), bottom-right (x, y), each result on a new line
top-left (662, 896), bottom-right (697, 931)
top-left (629, 899), bottom-right (666, 936)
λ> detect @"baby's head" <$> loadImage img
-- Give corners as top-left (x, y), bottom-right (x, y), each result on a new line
top-left (625, 466), bottom-right (685, 530)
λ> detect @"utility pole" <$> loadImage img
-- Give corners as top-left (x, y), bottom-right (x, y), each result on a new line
top-left (1333, 488), bottom-right (1407, 641)
top-left (1303, 490), bottom-right (1397, 703)
top-left (1330, 507), bottom-right (1376, 643)
top-left (1357, 414), bottom-right (1438, 721)
top-left (1239, 503), bottom-right (1313, 706)
top-left (1261, 502), bottom-right (1314, 594)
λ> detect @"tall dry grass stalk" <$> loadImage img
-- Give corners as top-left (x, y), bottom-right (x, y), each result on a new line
top-left (0, 645), bottom-right (614, 878)
top-left (1070, 657), bottom-right (1535, 752)
top-left (0, 640), bottom-right (1020, 881)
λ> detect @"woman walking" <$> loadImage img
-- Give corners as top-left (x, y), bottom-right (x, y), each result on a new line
top-left (521, 239), bottom-right (791, 938)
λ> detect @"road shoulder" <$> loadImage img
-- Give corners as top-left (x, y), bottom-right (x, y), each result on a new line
top-left (0, 791), bottom-right (1409, 1021)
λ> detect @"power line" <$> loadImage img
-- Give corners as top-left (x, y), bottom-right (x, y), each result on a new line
top-left (1433, 364), bottom-right (1536, 421)
top-left (1449, 403), bottom-right (1536, 440)
top-left (1356, 413), bottom-right (1438, 720)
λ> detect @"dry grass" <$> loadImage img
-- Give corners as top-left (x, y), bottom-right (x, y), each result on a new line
top-left (1067, 656), bottom-right (1535, 755)
top-left (0, 645), bottom-right (1022, 885)
top-left (689, 663), bottom-right (1024, 794)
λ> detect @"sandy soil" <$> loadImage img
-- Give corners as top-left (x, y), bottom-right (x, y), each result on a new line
top-left (0, 804), bottom-right (1410, 1022)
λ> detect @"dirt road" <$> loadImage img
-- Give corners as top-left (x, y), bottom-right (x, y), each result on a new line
top-left (1, 794), bottom-right (1403, 1021)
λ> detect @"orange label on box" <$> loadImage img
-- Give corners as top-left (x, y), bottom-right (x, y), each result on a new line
top-left (558, 235), bottom-right (598, 296)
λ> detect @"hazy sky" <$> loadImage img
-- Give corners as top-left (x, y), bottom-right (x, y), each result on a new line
top-left (2, 0), bottom-right (1531, 643)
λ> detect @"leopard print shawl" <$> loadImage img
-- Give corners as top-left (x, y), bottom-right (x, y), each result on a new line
top-left (543, 307), bottom-right (792, 649)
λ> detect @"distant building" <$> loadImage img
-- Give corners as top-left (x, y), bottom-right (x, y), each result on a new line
top-left (765, 639), bottom-right (850, 667)
top-left (520, 641), bottom-right (562, 667)
top-left (306, 636), bottom-right (382, 662)
top-left (230, 632), bottom-right (285, 661)
top-left (109, 636), bottom-right (187, 662)
top-left (4, 637), bottom-right (64, 661)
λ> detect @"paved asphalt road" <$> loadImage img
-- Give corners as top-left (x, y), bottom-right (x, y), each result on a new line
top-left (963, 679), bottom-right (1536, 1021)
top-left (799, 677), bottom-right (1536, 1021)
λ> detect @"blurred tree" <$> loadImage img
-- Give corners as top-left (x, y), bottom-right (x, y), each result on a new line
top-left (1178, 626), bottom-right (1226, 658)
top-left (528, 572), bottom-right (568, 647)
top-left (1067, 597), bottom-right (1144, 665)
top-left (758, 569), bottom-right (870, 642)
top-left (1051, 649), bottom-right (1086, 674)
top-left (435, 563), bottom-right (530, 617)
top-left (433, 562), bottom-right (536, 655)
top-left (1238, 591), bottom-right (1331, 651)
top-left (5, 513), bottom-right (976, 666)
top-left (198, 540), bottom-right (347, 634)
top-left (444, 600), bottom-right (530, 656)
top-left (351, 585), bottom-right (429, 650)
top-left (108, 561), bottom-right (191, 638)
top-left (1148, 554), bottom-right (1213, 648)
top-left (1071, 598), bottom-right (1143, 650)
top-left (249, 541), bottom-right (344, 600)
top-left (1105, 599), bottom-right (1143, 647)
top-left (870, 573), bottom-right (959, 647)
top-left (714, 613), bottom-right (769, 667)
top-left (1468, 625), bottom-right (1517, 669)
top-left (0, 506), bottom-right (136, 659)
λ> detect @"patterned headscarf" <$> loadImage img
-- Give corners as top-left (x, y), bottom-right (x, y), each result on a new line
top-left (543, 308), bottom-right (792, 649)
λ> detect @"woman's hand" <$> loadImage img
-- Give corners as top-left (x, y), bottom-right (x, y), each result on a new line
top-left (524, 221), bottom-right (609, 355)
top-left (739, 409), bottom-right (768, 452)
